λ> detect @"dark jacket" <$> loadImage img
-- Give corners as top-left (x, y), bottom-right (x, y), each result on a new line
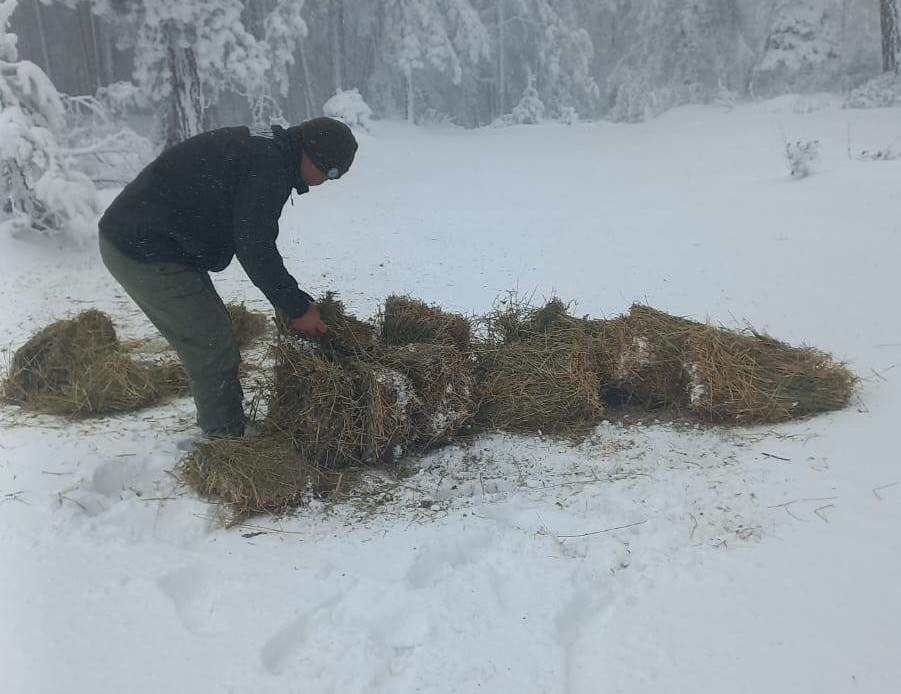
top-left (99, 125), bottom-right (314, 318)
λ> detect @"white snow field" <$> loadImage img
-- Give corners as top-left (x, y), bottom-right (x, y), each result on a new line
top-left (2, 97), bottom-right (900, 694)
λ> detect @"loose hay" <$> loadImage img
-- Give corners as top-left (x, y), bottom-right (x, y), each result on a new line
top-left (381, 295), bottom-right (472, 350)
top-left (226, 302), bottom-right (269, 349)
top-left (177, 431), bottom-right (340, 525)
top-left (3, 310), bottom-right (188, 416)
top-left (376, 343), bottom-right (477, 449)
top-left (268, 340), bottom-right (412, 468)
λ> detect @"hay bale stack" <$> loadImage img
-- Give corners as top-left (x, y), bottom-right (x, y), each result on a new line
top-left (178, 431), bottom-right (339, 524)
top-left (475, 327), bottom-right (603, 434)
top-left (684, 328), bottom-right (856, 423)
top-left (3, 310), bottom-right (188, 416)
top-left (268, 341), bottom-right (413, 467)
top-left (602, 304), bottom-right (698, 408)
top-left (381, 295), bottom-right (471, 350)
top-left (226, 302), bottom-right (269, 349)
top-left (311, 292), bottom-right (380, 358)
top-left (376, 343), bottom-right (477, 449)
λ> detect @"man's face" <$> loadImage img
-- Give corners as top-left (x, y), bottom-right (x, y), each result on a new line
top-left (300, 153), bottom-right (328, 186)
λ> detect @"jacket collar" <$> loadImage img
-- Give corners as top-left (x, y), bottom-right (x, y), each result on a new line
top-left (272, 124), bottom-right (309, 195)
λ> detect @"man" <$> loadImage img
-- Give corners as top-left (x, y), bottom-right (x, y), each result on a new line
top-left (98, 117), bottom-right (358, 438)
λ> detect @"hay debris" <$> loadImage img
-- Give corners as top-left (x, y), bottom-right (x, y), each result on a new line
top-left (3, 310), bottom-right (188, 417)
top-left (268, 341), bottom-right (412, 468)
top-left (226, 302), bottom-right (269, 349)
top-left (381, 295), bottom-right (471, 350)
top-left (177, 431), bottom-right (340, 525)
top-left (376, 343), bottom-right (477, 449)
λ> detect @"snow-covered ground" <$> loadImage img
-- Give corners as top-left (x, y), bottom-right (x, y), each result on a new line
top-left (2, 96), bottom-right (900, 693)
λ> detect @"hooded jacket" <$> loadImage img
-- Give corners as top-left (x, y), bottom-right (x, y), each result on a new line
top-left (99, 125), bottom-right (314, 318)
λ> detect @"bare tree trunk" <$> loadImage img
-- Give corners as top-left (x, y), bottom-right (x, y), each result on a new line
top-left (330, 0), bottom-right (344, 94)
top-left (497, 0), bottom-right (506, 115)
top-left (882, 0), bottom-right (899, 73)
top-left (405, 69), bottom-right (414, 122)
top-left (32, 0), bottom-right (53, 82)
top-left (87, 4), bottom-right (104, 89)
top-left (298, 41), bottom-right (317, 118)
top-left (165, 32), bottom-right (204, 148)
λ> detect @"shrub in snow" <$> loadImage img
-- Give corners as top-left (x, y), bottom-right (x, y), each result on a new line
top-left (510, 83), bottom-right (545, 125)
top-left (324, 88), bottom-right (373, 130)
top-left (784, 139), bottom-right (820, 179)
top-left (0, 0), bottom-right (100, 241)
top-left (557, 106), bottom-right (578, 125)
top-left (844, 74), bottom-right (901, 109)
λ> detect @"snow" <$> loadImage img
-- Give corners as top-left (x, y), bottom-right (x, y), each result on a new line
top-left (2, 97), bottom-right (901, 693)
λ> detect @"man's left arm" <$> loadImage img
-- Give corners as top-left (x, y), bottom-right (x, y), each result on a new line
top-left (232, 147), bottom-right (314, 319)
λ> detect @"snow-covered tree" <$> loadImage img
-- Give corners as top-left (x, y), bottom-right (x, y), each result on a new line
top-left (750, 0), bottom-right (842, 95)
top-left (608, 0), bottom-right (750, 122)
top-left (487, 0), bottom-right (599, 119)
top-left (1, 0), bottom-right (99, 240)
top-left (95, 0), bottom-right (270, 145)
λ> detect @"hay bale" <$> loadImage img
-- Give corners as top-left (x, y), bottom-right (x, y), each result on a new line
top-left (684, 328), bottom-right (856, 423)
top-left (475, 327), bottom-right (603, 435)
top-left (381, 295), bottom-right (471, 350)
top-left (3, 310), bottom-right (188, 416)
top-left (268, 341), bottom-right (413, 467)
top-left (311, 292), bottom-right (380, 358)
top-left (226, 302), bottom-right (269, 349)
top-left (178, 431), bottom-right (339, 525)
top-left (376, 343), bottom-right (477, 449)
top-left (602, 304), bottom-right (698, 408)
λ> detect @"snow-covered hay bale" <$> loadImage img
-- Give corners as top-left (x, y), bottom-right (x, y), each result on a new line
top-left (602, 304), bottom-right (698, 408)
top-left (226, 302), bottom-right (269, 350)
top-left (311, 292), bottom-right (380, 358)
top-left (376, 343), bottom-right (477, 449)
top-left (268, 342), bottom-right (413, 468)
top-left (381, 295), bottom-right (471, 350)
top-left (684, 328), bottom-right (856, 424)
top-left (178, 431), bottom-right (340, 525)
top-left (602, 304), bottom-right (856, 422)
top-left (3, 310), bottom-right (187, 416)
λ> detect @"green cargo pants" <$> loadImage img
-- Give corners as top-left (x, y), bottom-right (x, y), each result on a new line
top-left (99, 234), bottom-right (244, 436)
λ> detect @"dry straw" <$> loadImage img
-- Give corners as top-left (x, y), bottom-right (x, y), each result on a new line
top-left (3, 310), bottom-right (187, 416)
top-left (381, 295), bottom-right (472, 350)
top-left (177, 430), bottom-right (341, 525)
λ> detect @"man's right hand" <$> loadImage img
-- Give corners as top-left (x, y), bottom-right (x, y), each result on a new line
top-left (291, 303), bottom-right (328, 337)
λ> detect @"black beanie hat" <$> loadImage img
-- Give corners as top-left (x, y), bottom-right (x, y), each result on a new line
top-left (291, 117), bottom-right (358, 179)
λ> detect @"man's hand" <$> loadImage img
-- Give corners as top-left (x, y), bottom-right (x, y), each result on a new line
top-left (291, 303), bottom-right (328, 337)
